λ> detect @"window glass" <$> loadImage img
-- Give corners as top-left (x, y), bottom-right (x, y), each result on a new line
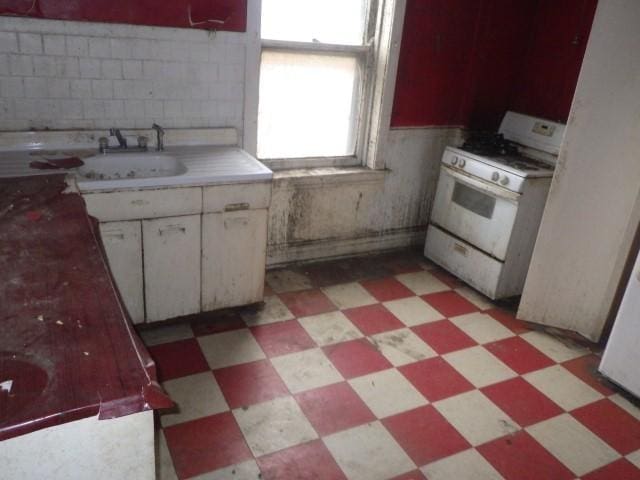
top-left (452, 182), bottom-right (496, 219)
top-left (257, 50), bottom-right (360, 159)
top-left (261, 0), bottom-right (368, 45)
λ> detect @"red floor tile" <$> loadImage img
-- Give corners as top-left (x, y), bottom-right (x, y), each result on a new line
top-left (421, 291), bottom-right (479, 318)
top-left (429, 267), bottom-right (465, 288)
top-left (250, 319), bottom-right (316, 357)
top-left (278, 289), bottom-right (337, 318)
top-left (190, 311), bottom-right (246, 336)
top-left (581, 459), bottom-right (640, 480)
top-left (383, 405), bottom-right (470, 465)
top-left (486, 307), bottom-right (531, 334)
top-left (412, 320), bottom-right (477, 355)
top-left (562, 354), bottom-right (615, 396)
top-left (572, 398), bottom-right (640, 454)
top-left (399, 357), bottom-right (474, 402)
top-left (257, 439), bottom-right (347, 480)
top-left (343, 303), bottom-right (405, 336)
top-left (481, 377), bottom-right (563, 427)
top-left (323, 338), bottom-right (392, 379)
top-left (360, 277), bottom-right (415, 302)
top-left (389, 471), bottom-right (428, 480)
top-left (295, 382), bottom-right (376, 436)
top-left (484, 336), bottom-right (555, 375)
top-left (163, 412), bottom-right (252, 478)
top-left (213, 359), bottom-right (290, 409)
top-left (477, 430), bottom-right (574, 480)
top-left (147, 338), bottom-right (209, 382)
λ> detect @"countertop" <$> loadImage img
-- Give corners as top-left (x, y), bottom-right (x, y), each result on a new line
top-left (0, 175), bottom-right (172, 441)
top-left (0, 145), bottom-right (273, 192)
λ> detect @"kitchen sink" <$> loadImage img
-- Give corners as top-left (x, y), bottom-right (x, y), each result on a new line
top-left (76, 153), bottom-right (187, 181)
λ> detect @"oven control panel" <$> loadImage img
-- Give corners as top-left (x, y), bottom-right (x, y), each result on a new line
top-left (442, 148), bottom-right (526, 194)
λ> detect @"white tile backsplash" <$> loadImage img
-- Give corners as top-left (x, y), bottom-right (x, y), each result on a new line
top-left (0, 17), bottom-right (246, 134)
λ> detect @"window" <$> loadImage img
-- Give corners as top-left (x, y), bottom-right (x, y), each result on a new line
top-left (257, 0), bottom-right (375, 163)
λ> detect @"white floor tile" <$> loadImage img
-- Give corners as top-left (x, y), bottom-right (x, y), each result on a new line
top-left (156, 430), bottom-right (178, 480)
top-left (139, 322), bottom-right (193, 347)
top-left (370, 328), bottom-right (437, 366)
top-left (190, 460), bottom-right (261, 480)
top-left (233, 396), bottom-right (318, 457)
top-left (198, 329), bottom-right (266, 369)
top-left (610, 393), bottom-right (640, 421)
top-left (450, 312), bottom-right (514, 344)
top-left (443, 346), bottom-right (517, 388)
top-left (627, 449), bottom-right (640, 468)
top-left (520, 330), bottom-right (590, 363)
top-left (434, 390), bottom-right (519, 446)
top-left (266, 269), bottom-right (312, 293)
top-left (526, 413), bottom-right (620, 477)
top-left (323, 421), bottom-right (415, 480)
top-left (523, 365), bottom-right (603, 411)
top-left (241, 295), bottom-right (294, 326)
top-left (271, 348), bottom-right (343, 393)
top-left (455, 286), bottom-right (495, 311)
top-left (396, 270), bottom-right (450, 295)
top-left (421, 448), bottom-right (504, 480)
top-left (349, 369), bottom-right (428, 418)
top-left (322, 282), bottom-right (377, 309)
top-left (383, 297), bottom-right (444, 327)
top-left (298, 311), bottom-right (363, 346)
top-left (160, 372), bottom-right (229, 427)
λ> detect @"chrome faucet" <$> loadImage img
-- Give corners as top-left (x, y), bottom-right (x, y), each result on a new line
top-left (99, 128), bottom-right (149, 154)
top-left (152, 123), bottom-right (165, 151)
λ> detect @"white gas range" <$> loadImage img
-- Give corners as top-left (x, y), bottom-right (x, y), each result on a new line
top-left (425, 112), bottom-right (566, 300)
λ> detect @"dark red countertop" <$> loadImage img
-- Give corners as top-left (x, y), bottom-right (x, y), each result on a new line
top-left (0, 175), bottom-right (172, 441)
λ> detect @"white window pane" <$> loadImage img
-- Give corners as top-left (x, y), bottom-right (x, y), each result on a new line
top-left (258, 51), bottom-right (360, 159)
top-left (261, 0), bottom-right (368, 45)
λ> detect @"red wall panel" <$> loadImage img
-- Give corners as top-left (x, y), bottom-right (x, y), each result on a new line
top-left (509, 0), bottom-right (598, 123)
top-left (0, 0), bottom-right (246, 32)
top-left (391, 0), bottom-right (597, 129)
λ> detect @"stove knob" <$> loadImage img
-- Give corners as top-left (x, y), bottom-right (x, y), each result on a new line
top-left (500, 176), bottom-right (510, 186)
top-left (491, 172), bottom-right (500, 182)
top-left (451, 156), bottom-right (458, 166)
top-left (459, 159), bottom-right (466, 168)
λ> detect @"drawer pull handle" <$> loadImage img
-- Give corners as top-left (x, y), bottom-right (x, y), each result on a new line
top-left (103, 232), bottom-right (124, 240)
top-left (224, 202), bottom-right (250, 212)
top-left (159, 225), bottom-right (186, 235)
top-left (454, 243), bottom-right (468, 256)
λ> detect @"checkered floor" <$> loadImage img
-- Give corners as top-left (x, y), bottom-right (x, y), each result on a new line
top-left (139, 251), bottom-right (640, 480)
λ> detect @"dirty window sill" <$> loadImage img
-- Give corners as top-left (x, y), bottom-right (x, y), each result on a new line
top-left (272, 166), bottom-right (388, 187)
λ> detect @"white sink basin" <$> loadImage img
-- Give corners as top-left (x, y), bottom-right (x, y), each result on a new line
top-left (77, 153), bottom-right (186, 181)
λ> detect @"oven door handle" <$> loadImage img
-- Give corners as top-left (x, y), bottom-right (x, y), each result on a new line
top-left (441, 165), bottom-right (520, 202)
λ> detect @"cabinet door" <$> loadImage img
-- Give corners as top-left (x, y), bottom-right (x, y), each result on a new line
top-left (143, 215), bottom-right (201, 322)
top-left (99, 221), bottom-right (145, 324)
top-left (202, 210), bottom-right (267, 311)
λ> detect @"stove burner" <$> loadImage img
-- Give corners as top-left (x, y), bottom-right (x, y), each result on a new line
top-left (463, 132), bottom-right (519, 156)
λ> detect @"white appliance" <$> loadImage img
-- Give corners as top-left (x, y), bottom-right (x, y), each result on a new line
top-left (425, 112), bottom-right (565, 299)
top-left (599, 248), bottom-right (640, 398)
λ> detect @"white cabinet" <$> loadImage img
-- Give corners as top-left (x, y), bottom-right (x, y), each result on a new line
top-left (143, 215), bottom-right (201, 322)
top-left (99, 221), bottom-right (145, 324)
top-left (202, 209), bottom-right (267, 310)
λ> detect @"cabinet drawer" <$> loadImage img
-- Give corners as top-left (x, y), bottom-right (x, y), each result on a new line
top-left (84, 187), bottom-right (202, 222)
top-left (99, 221), bottom-right (144, 324)
top-left (202, 182), bottom-right (272, 213)
top-left (143, 214), bottom-right (201, 322)
top-left (202, 210), bottom-right (267, 310)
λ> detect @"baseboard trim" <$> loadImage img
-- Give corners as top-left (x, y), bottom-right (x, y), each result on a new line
top-left (266, 227), bottom-right (427, 268)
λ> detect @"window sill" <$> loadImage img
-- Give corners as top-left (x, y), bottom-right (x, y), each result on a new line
top-left (261, 155), bottom-right (362, 171)
top-left (272, 166), bottom-right (388, 188)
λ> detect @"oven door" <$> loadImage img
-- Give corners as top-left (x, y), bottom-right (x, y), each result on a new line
top-left (430, 165), bottom-right (520, 260)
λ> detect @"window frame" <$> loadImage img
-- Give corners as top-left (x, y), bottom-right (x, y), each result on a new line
top-left (242, 0), bottom-right (406, 171)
